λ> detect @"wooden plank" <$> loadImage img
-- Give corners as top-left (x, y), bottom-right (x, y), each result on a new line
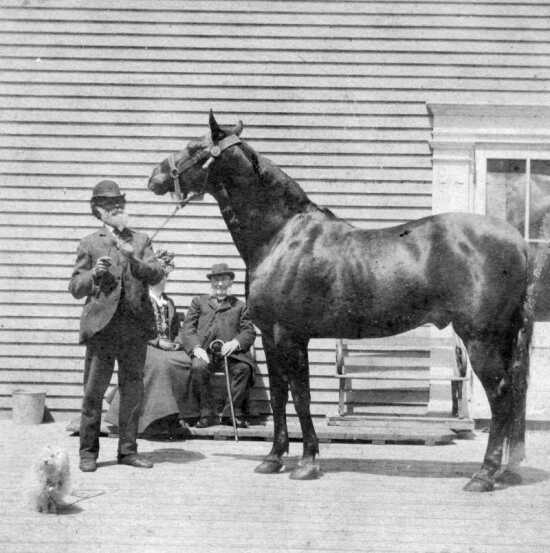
top-left (7, 21), bottom-right (550, 41)
top-left (2, 8), bottom-right (550, 27)
top-left (4, 48), bottom-right (550, 72)
top-left (3, 33), bottom-right (550, 54)
top-left (5, 58), bottom-right (550, 80)
top-left (3, 45), bottom-right (550, 66)
top-left (0, 136), bottom-right (433, 157)
top-left (0, 0), bottom-right (548, 15)
top-left (0, 110), bottom-right (430, 130)
top-left (326, 414), bottom-right (475, 432)
top-left (4, 68), bottom-right (550, 89)
top-left (0, 95), bottom-right (430, 115)
top-left (0, 122), bottom-right (431, 142)
top-left (3, 83), bottom-right (550, 104)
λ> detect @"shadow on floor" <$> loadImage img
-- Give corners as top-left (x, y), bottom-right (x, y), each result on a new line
top-left (141, 448), bottom-right (205, 464)
top-left (213, 452), bottom-right (550, 487)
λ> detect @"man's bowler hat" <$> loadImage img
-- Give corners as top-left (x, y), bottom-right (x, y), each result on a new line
top-left (206, 263), bottom-right (235, 280)
top-left (91, 180), bottom-right (125, 200)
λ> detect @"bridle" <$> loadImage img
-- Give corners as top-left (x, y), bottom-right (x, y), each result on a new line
top-left (150, 133), bottom-right (241, 241)
top-left (166, 134), bottom-right (242, 203)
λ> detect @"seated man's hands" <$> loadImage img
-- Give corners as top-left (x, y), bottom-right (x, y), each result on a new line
top-left (221, 339), bottom-right (240, 357)
top-left (193, 346), bottom-right (210, 363)
top-left (158, 338), bottom-right (180, 351)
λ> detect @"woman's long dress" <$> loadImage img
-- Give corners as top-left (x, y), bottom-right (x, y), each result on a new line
top-left (104, 291), bottom-right (197, 434)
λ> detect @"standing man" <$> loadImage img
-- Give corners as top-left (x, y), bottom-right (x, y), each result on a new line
top-left (69, 180), bottom-right (164, 472)
top-left (180, 263), bottom-right (256, 428)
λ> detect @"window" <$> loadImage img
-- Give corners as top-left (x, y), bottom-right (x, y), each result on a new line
top-left (485, 157), bottom-right (550, 243)
top-left (476, 151), bottom-right (550, 320)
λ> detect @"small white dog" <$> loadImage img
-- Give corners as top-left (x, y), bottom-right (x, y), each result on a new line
top-left (25, 446), bottom-right (72, 514)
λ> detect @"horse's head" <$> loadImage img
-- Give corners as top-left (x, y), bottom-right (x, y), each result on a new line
top-left (148, 111), bottom-right (244, 202)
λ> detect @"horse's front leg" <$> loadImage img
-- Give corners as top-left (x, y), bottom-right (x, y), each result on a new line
top-left (288, 339), bottom-right (320, 480)
top-left (254, 331), bottom-right (289, 474)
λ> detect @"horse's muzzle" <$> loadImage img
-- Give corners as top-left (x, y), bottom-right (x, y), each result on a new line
top-left (148, 173), bottom-right (166, 193)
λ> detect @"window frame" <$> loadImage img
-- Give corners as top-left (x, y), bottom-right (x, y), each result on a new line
top-left (474, 146), bottom-right (550, 244)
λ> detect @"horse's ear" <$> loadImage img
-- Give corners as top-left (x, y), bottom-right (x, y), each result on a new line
top-left (233, 120), bottom-right (244, 136)
top-left (209, 110), bottom-right (225, 142)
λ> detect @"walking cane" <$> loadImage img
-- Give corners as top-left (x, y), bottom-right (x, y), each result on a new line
top-left (222, 354), bottom-right (239, 442)
top-left (209, 340), bottom-right (239, 441)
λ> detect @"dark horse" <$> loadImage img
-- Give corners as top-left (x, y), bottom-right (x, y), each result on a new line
top-left (148, 112), bottom-right (534, 492)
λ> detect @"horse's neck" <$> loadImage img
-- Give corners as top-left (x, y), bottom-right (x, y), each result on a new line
top-left (213, 154), bottom-right (318, 265)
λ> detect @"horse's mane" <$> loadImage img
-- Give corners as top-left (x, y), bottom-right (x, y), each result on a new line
top-left (238, 141), bottom-right (337, 220)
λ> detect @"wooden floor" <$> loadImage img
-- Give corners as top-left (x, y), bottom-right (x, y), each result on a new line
top-left (2, 420), bottom-right (550, 553)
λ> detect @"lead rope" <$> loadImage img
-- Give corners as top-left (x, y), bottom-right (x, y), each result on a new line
top-left (149, 192), bottom-right (202, 242)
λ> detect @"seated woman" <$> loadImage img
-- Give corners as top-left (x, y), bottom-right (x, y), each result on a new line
top-left (105, 250), bottom-right (197, 439)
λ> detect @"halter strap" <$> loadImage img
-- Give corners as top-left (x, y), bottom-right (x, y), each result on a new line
top-left (168, 134), bottom-right (242, 202)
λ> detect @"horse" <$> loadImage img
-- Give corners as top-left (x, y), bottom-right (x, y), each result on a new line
top-left (148, 112), bottom-right (535, 492)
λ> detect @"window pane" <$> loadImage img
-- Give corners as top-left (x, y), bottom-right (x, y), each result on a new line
top-left (486, 159), bottom-right (526, 236)
top-left (530, 160), bottom-right (550, 240)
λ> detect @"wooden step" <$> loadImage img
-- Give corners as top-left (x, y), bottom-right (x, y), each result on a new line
top-left (126, 420), bottom-right (458, 446)
top-left (326, 413), bottom-right (475, 434)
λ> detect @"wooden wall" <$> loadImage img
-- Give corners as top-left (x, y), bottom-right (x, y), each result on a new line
top-left (1, 0), bottom-right (550, 420)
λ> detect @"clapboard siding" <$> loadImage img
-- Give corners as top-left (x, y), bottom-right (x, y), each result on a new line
top-left (1, 0), bottom-right (549, 420)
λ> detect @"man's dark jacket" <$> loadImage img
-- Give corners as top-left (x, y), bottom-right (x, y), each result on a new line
top-left (69, 227), bottom-right (164, 343)
top-left (179, 294), bottom-right (257, 370)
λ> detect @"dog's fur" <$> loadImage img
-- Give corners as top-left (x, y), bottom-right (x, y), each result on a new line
top-left (25, 446), bottom-right (71, 514)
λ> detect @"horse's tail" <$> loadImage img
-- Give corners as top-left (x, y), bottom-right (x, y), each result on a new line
top-left (507, 248), bottom-right (536, 466)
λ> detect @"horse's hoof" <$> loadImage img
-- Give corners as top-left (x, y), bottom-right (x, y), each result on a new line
top-left (463, 473), bottom-right (494, 492)
top-left (289, 462), bottom-right (321, 481)
top-left (495, 469), bottom-right (522, 486)
top-left (254, 459), bottom-right (284, 474)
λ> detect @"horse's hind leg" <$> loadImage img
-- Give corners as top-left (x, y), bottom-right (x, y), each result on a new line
top-left (462, 335), bottom-right (512, 492)
top-left (287, 339), bottom-right (320, 480)
top-left (255, 331), bottom-right (289, 474)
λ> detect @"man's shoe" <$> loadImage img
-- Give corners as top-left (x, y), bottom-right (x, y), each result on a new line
top-left (117, 454), bottom-right (153, 468)
top-left (195, 416), bottom-right (218, 428)
top-left (167, 420), bottom-right (191, 440)
top-left (184, 417), bottom-right (199, 427)
top-left (79, 458), bottom-right (97, 472)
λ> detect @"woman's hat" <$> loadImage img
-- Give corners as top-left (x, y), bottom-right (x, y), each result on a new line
top-left (91, 180), bottom-right (125, 199)
top-left (206, 263), bottom-right (235, 280)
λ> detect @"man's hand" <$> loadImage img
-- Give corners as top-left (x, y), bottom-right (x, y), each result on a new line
top-left (193, 346), bottom-right (210, 363)
top-left (221, 339), bottom-right (240, 357)
top-left (91, 256), bottom-right (112, 281)
top-left (158, 338), bottom-right (180, 351)
top-left (114, 237), bottom-right (135, 259)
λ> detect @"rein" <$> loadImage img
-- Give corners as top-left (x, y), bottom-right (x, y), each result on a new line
top-left (150, 134), bottom-right (242, 241)
top-left (149, 192), bottom-right (202, 241)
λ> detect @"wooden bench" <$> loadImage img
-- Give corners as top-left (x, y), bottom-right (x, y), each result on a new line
top-left (334, 328), bottom-right (472, 420)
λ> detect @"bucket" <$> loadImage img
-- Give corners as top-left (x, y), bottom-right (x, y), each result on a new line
top-left (12, 390), bottom-right (46, 425)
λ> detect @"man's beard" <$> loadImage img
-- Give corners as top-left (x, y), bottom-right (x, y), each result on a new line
top-left (101, 210), bottom-right (129, 231)
top-left (214, 286), bottom-right (231, 300)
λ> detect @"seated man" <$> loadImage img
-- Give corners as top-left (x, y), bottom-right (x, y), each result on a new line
top-left (105, 250), bottom-right (197, 438)
top-left (180, 263), bottom-right (256, 428)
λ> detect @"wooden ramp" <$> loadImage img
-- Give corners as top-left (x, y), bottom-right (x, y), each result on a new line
top-left (113, 419), bottom-right (460, 446)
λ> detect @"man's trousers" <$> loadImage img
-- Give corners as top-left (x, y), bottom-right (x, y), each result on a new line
top-left (80, 307), bottom-right (147, 460)
top-left (190, 356), bottom-right (252, 418)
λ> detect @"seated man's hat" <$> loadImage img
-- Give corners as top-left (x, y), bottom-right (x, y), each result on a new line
top-left (206, 263), bottom-right (235, 280)
top-left (91, 179), bottom-right (125, 200)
